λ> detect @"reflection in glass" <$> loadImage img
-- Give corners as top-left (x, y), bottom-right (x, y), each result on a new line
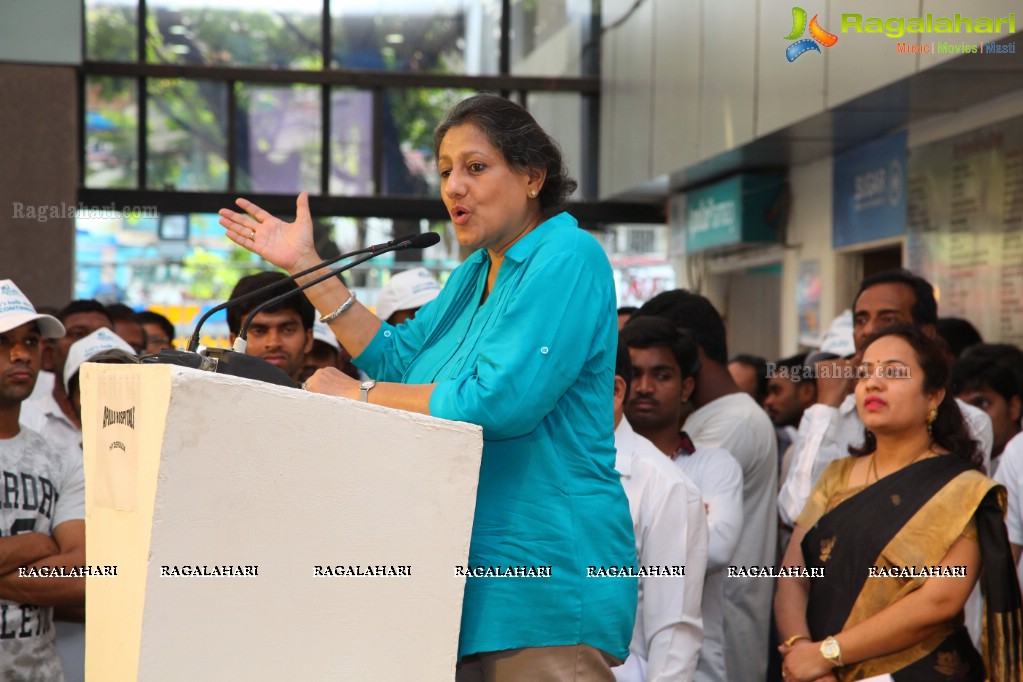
top-left (329, 90), bottom-right (374, 196)
top-left (73, 212), bottom-right (458, 347)
top-left (385, 88), bottom-right (475, 197)
top-left (147, 79), bottom-right (228, 191)
top-left (526, 91), bottom-right (588, 199)
top-left (332, 0), bottom-right (500, 75)
top-left (236, 84), bottom-right (321, 194)
top-left (74, 211), bottom-right (267, 348)
top-left (85, 76), bottom-right (139, 189)
top-left (510, 0), bottom-right (597, 77)
top-left (85, 0), bottom-right (138, 62)
top-left (324, 217), bottom-right (458, 292)
top-left (147, 0), bottom-right (322, 68)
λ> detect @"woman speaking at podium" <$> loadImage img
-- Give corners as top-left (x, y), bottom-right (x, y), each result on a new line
top-left (220, 94), bottom-right (637, 681)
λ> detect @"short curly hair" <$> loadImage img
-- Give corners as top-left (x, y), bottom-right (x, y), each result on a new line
top-left (433, 93), bottom-right (577, 216)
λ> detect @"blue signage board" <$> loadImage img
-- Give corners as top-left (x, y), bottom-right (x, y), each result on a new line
top-left (833, 131), bottom-right (907, 248)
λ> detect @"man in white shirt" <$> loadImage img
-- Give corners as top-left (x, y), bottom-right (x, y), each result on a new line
top-left (0, 280), bottom-right (87, 681)
top-left (22, 300), bottom-right (113, 455)
top-left (611, 341), bottom-right (708, 682)
top-left (994, 431), bottom-right (1023, 575)
top-left (633, 292), bottom-right (776, 682)
top-left (620, 316), bottom-right (742, 682)
top-left (990, 431), bottom-right (1023, 576)
top-left (20, 305), bottom-right (124, 682)
top-left (778, 269), bottom-right (994, 527)
top-left (776, 270), bottom-right (994, 652)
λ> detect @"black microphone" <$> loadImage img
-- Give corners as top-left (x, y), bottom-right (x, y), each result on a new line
top-left (140, 346), bottom-right (302, 388)
top-left (140, 233), bottom-right (438, 389)
top-left (186, 233), bottom-right (423, 352)
top-left (234, 232), bottom-right (441, 349)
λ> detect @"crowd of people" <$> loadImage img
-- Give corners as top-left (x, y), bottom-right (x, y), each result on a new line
top-left (4, 94), bottom-right (1023, 681)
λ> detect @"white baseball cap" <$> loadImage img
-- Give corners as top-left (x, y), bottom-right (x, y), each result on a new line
top-left (375, 268), bottom-right (441, 322)
top-left (0, 279), bottom-right (65, 339)
top-left (818, 308), bottom-right (855, 356)
top-left (64, 327), bottom-right (135, 392)
top-left (311, 318), bottom-right (340, 351)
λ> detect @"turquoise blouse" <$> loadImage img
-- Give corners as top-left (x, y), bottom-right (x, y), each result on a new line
top-left (356, 212), bottom-right (637, 660)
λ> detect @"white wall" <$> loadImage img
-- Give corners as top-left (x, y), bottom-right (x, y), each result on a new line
top-left (600, 0), bottom-right (1023, 199)
top-left (778, 157), bottom-right (854, 356)
top-left (776, 86), bottom-right (1023, 355)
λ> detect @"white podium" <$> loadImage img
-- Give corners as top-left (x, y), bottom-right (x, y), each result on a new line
top-left (80, 363), bottom-right (482, 681)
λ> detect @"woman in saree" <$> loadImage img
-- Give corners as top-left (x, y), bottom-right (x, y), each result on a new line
top-left (775, 323), bottom-right (1022, 682)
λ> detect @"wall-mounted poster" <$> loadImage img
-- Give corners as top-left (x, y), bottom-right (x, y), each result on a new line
top-left (905, 116), bottom-right (1023, 346)
top-left (797, 260), bottom-right (822, 347)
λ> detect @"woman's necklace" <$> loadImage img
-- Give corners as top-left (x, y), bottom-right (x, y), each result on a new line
top-left (869, 446), bottom-right (933, 483)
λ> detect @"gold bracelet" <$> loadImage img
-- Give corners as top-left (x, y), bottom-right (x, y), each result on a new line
top-left (782, 634), bottom-right (811, 648)
top-left (319, 291), bottom-right (356, 324)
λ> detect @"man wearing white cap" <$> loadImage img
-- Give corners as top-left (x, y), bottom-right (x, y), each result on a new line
top-left (374, 267), bottom-right (441, 325)
top-left (63, 328), bottom-right (136, 425)
top-left (0, 280), bottom-right (86, 680)
top-left (22, 300), bottom-right (113, 455)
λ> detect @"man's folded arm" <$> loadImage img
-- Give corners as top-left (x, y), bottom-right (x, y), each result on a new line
top-left (0, 520), bottom-right (85, 609)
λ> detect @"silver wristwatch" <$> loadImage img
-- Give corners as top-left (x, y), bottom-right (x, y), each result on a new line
top-left (360, 380), bottom-right (376, 403)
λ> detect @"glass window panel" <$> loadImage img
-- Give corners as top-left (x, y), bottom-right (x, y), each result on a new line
top-left (383, 88), bottom-right (475, 197)
top-left (147, 79), bottom-right (228, 191)
top-left (147, 0), bottom-right (323, 68)
top-left (235, 84), bottom-right (322, 194)
top-left (510, 0), bottom-right (597, 77)
top-left (85, 76), bottom-right (139, 189)
top-left (332, 0), bottom-right (500, 75)
top-left (525, 91), bottom-right (590, 200)
top-left (85, 0), bottom-right (139, 61)
top-left (329, 90), bottom-right (374, 196)
top-left (75, 210), bottom-right (269, 348)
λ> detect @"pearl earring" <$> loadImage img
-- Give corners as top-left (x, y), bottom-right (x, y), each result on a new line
top-left (529, 190), bottom-right (537, 198)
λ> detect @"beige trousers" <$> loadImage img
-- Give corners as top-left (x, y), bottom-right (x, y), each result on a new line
top-left (455, 644), bottom-right (619, 682)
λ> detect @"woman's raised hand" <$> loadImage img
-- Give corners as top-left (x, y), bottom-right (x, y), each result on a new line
top-left (218, 192), bottom-right (318, 272)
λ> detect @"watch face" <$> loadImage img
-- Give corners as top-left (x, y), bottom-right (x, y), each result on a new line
top-left (821, 639), bottom-right (839, 659)
top-left (361, 380), bottom-right (375, 390)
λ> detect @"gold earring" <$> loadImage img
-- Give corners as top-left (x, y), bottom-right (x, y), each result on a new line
top-left (926, 407), bottom-right (938, 434)
top-left (529, 190), bottom-right (537, 198)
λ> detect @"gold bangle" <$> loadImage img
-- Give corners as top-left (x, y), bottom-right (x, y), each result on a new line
top-left (783, 634), bottom-right (811, 648)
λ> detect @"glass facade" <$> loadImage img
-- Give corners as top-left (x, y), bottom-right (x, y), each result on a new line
top-left (84, 76), bottom-right (139, 189)
top-left (146, 79), bottom-right (229, 191)
top-left (78, 0), bottom-right (604, 330)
